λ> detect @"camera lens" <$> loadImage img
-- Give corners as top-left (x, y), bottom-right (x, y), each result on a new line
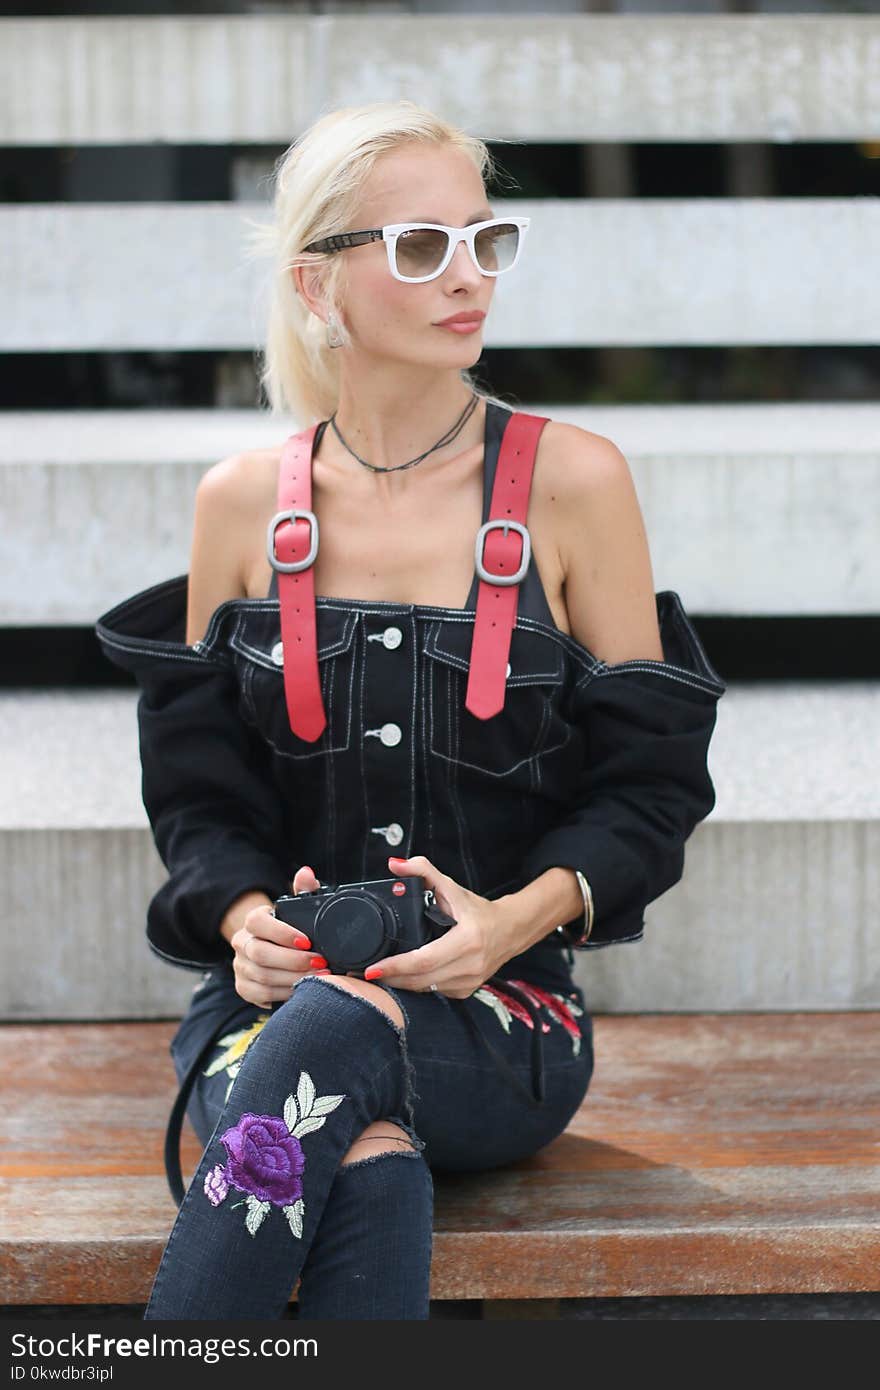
top-left (314, 890), bottom-right (394, 970)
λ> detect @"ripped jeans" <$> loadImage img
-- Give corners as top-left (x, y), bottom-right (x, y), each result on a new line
top-left (144, 960), bottom-right (594, 1321)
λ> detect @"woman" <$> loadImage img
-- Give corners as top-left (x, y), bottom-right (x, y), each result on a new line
top-left (95, 99), bottom-right (726, 1321)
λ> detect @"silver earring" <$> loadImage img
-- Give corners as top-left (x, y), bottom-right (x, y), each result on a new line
top-left (326, 312), bottom-right (344, 349)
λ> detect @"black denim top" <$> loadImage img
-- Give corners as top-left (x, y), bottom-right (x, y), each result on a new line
top-left (95, 401), bottom-right (727, 1002)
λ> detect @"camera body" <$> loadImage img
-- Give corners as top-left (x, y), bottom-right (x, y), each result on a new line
top-left (273, 875), bottom-right (457, 975)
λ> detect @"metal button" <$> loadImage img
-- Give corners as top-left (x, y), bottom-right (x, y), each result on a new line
top-left (380, 723), bottom-right (402, 747)
top-left (385, 823), bottom-right (404, 846)
top-left (271, 641), bottom-right (284, 665)
top-left (506, 662), bottom-right (511, 677)
top-left (382, 626), bottom-right (403, 649)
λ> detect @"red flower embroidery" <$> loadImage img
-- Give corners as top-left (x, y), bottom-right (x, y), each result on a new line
top-left (473, 979), bottom-right (586, 1056)
top-left (473, 982), bottom-right (549, 1035)
top-left (487, 982), bottom-right (550, 1031)
top-left (505, 978), bottom-right (585, 1056)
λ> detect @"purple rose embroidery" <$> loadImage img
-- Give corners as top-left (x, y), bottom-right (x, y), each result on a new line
top-left (204, 1073), bottom-right (346, 1236)
top-left (204, 1163), bottom-right (229, 1206)
top-left (220, 1112), bottom-right (306, 1207)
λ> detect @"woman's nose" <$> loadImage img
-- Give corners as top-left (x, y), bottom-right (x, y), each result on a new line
top-left (446, 238), bottom-right (485, 286)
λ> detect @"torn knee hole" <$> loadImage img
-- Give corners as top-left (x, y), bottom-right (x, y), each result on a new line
top-left (304, 974), bottom-right (406, 1033)
top-left (341, 1126), bottom-right (417, 1165)
top-left (338, 1151), bottom-right (423, 1175)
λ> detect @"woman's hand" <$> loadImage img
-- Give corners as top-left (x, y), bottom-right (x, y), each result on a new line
top-left (362, 854), bottom-right (505, 999)
top-left (229, 865), bottom-right (330, 1007)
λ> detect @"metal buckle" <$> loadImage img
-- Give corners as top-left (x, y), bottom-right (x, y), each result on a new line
top-left (266, 509), bottom-right (320, 573)
top-left (474, 519), bottom-right (531, 586)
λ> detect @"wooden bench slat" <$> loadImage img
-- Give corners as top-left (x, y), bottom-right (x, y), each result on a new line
top-left (1, 1014), bottom-right (878, 1303)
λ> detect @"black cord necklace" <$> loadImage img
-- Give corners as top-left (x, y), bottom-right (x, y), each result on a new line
top-left (328, 391), bottom-right (481, 474)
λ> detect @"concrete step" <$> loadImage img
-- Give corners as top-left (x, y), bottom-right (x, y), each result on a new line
top-left (1, 682), bottom-right (877, 1020)
top-left (3, 12), bottom-right (874, 146)
top-left (4, 403), bottom-right (879, 622)
top-left (4, 198), bottom-right (879, 351)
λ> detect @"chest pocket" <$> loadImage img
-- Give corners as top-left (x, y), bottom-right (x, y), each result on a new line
top-left (422, 619), bottom-right (571, 779)
top-left (230, 607), bottom-right (359, 760)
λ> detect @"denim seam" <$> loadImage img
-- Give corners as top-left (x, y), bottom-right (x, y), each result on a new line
top-left (338, 623), bottom-right (359, 754)
top-left (425, 620), bottom-right (438, 763)
top-left (145, 935), bottom-right (222, 973)
top-left (572, 659), bottom-right (724, 698)
top-left (596, 663), bottom-right (725, 696)
top-left (229, 612), bottom-right (357, 668)
top-left (146, 1100), bottom-right (234, 1312)
top-left (446, 687), bottom-right (478, 891)
top-left (96, 633), bottom-right (209, 666)
top-left (423, 636), bottom-right (563, 685)
top-left (325, 718), bottom-right (338, 877)
top-left (240, 652), bottom-right (257, 725)
top-left (426, 645), bottom-right (568, 779)
top-left (356, 620), bottom-right (370, 879)
top-left (325, 645), bottom-right (336, 752)
top-left (532, 698), bottom-right (551, 793)
top-left (576, 927), bottom-right (645, 949)
top-left (429, 745), bottom-right (562, 778)
top-left (406, 615), bottom-right (417, 857)
top-left (377, 989), bottom-right (420, 1138)
top-left (102, 580), bottom-right (599, 676)
top-left (245, 634), bottom-right (354, 761)
top-left (419, 639), bottom-right (434, 844)
top-left (409, 608), bottom-right (599, 680)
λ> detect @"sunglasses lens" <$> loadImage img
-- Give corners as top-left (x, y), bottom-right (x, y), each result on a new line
top-left (393, 222), bottom-right (521, 279)
top-left (474, 222), bottom-right (520, 273)
top-left (394, 228), bottom-right (451, 279)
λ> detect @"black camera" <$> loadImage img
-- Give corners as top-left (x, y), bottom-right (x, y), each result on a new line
top-left (273, 875), bottom-right (457, 975)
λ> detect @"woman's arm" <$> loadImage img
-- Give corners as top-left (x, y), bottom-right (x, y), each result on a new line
top-left (550, 426), bottom-right (665, 666)
top-left (491, 867), bottom-right (586, 958)
top-left (219, 889), bottom-right (275, 948)
top-left (95, 459), bottom-right (294, 971)
top-left (132, 632), bottom-right (294, 969)
top-left (185, 453), bottom-right (256, 646)
top-left (508, 429), bottom-right (726, 949)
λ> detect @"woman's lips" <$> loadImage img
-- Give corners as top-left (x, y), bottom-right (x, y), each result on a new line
top-left (435, 320), bottom-right (483, 334)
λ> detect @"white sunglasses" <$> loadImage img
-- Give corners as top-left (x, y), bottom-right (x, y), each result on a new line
top-left (302, 216), bottom-right (530, 284)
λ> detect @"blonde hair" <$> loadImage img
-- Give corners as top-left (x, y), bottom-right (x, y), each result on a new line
top-left (244, 99), bottom-right (520, 426)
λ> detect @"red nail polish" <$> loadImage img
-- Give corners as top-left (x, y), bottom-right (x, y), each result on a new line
top-left (364, 966), bottom-right (383, 980)
top-left (310, 954), bottom-right (328, 969)
top-left (293, 933), bottom-right (312, 949)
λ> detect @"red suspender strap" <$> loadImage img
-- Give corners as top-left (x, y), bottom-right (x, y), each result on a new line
top-left (265, 423), bottom-right (327, 742)
top-left (267, 409), bottom-right (548, 737)
top-left (465, 411), bottom-right (550, 720)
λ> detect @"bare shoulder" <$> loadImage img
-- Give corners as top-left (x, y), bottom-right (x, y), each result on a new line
top-left (530, 418), bottom-right (639, 561)
top-left (185, 447), bottom-right (280, 647)
top-left (534, 418), bottom-right (632, 502)
top-left (533, 419), bottom-right (665, 665)
top-left (196, 446), bottom-right (280, 514)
